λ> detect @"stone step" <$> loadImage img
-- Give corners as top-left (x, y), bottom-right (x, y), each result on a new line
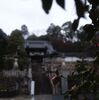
top-left (0, 95), bottom-right (64, 100)
top-left (34, 95), bottom-right (64, 100)
top-left (34, 95), bottom-right (52, 100)
top-left (52, 95), bottom-right (64, 100)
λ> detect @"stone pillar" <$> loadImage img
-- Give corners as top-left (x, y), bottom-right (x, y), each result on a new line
top-left (60, 62), bottom-right (67, 94)
top-left (61, 71), bottom-right (69, 94)
top-left (31, 81), bottom-right (35, 96)
top-left (27, 58), bottom-right (33, 95)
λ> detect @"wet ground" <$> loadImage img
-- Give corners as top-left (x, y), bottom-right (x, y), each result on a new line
top-left (0, 95), bottom-right (64, 100)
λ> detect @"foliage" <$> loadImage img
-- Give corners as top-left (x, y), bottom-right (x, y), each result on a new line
top-left (65, 60), bottom-right (98, 99)
top-left (0, 29), bottom-right (8, 55)
top-left (47, 23), bottom-right (61, 36)
top-left (7, 29), bottom-right (24, 54)
top-left (6, 29), bottom-right (29, 70)
top-left (41, 0), bottom-right (65, 14)
top-left (21, 24), bottom-right (29, 36)
top-left (4, 58), bottom-right (14, 70)
top-left (41, 0), bottom-right (89, 31)
top-left (83, 24), bottom-right (95, 41)
top-left (18, 56), bottom-right (29, 70)
top-left (27, 28), bottom-right (85, 53)
top-left (27, 34), bottom-right (39, 40)
top-left (0, 56), bottom-right (5, 71)
top-left (0, 29), bottom-right (8, 71)
top-left (77, 24), bottom-right (95, 42)
top-left (21, 25), bottom-right (29, 40)
top-left (72, 18), bottom-right (80, 32)
top-left (62, 21), bottom-right (75, 41)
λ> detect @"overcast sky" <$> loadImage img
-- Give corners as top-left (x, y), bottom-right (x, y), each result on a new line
top-left (0, 0), bottom-right (91, 35)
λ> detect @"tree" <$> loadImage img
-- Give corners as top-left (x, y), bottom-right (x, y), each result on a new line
top-left (47, 23), bottom-right (61, 37)
top-left (41, 0), bottom-right (89, 31)
top-left (7, 29), bottom-right (29, 70)
top-left (7, 29), bottom-right (24, 55)
top-left (61, 21), bottom-right (75, 42)
top-left (27, 34), bottom-right (38, 40)
top-left (0, 29), bottom-right (8, 55)
top-left (0, 29), bottom-right (8, 71)
top-left (47, 23), bottom-right (55, 35)
top-left (21, 25), bottom-right (29, 39)
top-left (42, 0), bottom-right (99, 42)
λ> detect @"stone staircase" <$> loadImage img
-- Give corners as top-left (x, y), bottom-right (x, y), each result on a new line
top-left (34, 73), bottom-right (52, 95)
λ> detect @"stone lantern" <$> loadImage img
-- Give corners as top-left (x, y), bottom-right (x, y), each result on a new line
top-left (13, 57), bottom-right (18, 69)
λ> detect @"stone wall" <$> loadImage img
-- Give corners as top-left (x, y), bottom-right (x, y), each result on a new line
top-left (43, 57), bottom-right (94, 94)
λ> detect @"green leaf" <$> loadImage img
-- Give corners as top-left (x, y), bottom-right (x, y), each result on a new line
top-left (74, 0), bottom-right (86, 17)
top-left (56, 0), bottom-right (65, 9)
top-left (72, 18), bottom-right (80, 31)
top-left (41, 0), bottom-right (53, 14)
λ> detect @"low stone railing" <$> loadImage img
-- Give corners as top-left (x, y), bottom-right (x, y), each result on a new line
top-left (2, 69), bottom-right (26, 77)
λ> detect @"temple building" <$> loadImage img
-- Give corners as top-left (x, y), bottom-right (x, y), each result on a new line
top-left (25, 40), bottom-right (55, 94)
